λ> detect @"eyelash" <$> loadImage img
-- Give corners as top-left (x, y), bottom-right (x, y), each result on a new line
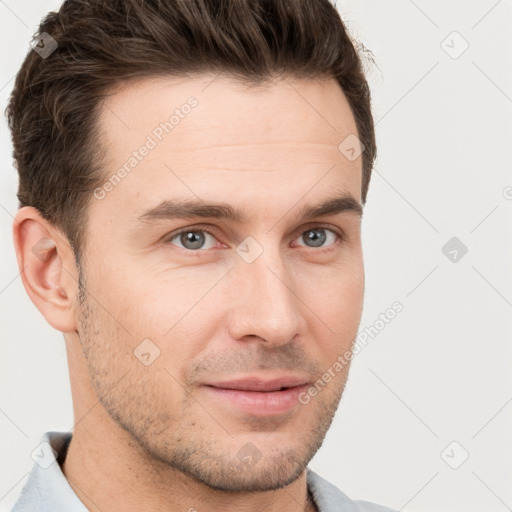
top-left (164, 224), bottom-right (344, 252)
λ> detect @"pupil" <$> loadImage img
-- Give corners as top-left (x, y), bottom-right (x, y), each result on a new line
top-left (181, 231), bottom-right (204, 249)
top-left (305, 228), bottom-right (326, 247)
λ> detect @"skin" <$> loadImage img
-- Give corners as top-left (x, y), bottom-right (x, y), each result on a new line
top-left (13, 74), bottom-right (365, 512)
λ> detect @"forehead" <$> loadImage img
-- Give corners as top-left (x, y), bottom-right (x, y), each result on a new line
top-left (99, 73), bottom-right (358, 137)
top-left (92, 74), bottom-right (362, 223)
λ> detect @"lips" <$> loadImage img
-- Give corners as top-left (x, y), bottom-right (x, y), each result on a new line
top-left (204, 376), bottom-right (308, 392)
top-left (201, 376), bottom-right (310, 416)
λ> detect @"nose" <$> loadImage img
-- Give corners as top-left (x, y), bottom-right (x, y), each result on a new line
top-left (227, 246), bottom-right (304, 348)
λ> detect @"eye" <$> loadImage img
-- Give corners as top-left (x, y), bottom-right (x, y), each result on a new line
top-left (294, 227), bottom-right (340, 249)
top-left (164, 225), bottom-right (342, 252)
top-left (166, 229), bottom-right (218, 251)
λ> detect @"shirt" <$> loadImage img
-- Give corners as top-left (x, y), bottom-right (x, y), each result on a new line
top-left (10, 431), bottom-right (401, 512)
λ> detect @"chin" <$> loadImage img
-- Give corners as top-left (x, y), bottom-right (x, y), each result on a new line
top-left (174, 450), bottom-right (308, 493)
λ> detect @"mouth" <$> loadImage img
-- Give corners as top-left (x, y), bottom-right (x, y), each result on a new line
top-left (201, 376), bottom-right (310, 416)
top-left (205, 376), bottom-right (308, 392)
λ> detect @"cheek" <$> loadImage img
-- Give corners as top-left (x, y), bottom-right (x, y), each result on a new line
top-left (88, 246), bottom-right (206, 330)
top-left (300, 242), bottom-right (364, 303)
top-left (313, 276), bottom-right (363, 330)
top-left (297, 258), bottom-right (364, 356)
top-left (130, 267), bottom-right (229, 335)
top-left (90, 262), bottom-right (228, 377)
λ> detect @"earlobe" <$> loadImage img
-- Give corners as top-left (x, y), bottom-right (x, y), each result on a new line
top-left (12, 206), bottom-right (79, 333)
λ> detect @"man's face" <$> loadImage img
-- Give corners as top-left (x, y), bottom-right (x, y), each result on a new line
top-left (76, 74), bottom-right (364, 492)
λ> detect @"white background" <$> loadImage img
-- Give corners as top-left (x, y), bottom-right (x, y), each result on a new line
top-left (1, 1), bottom-right (511, 511)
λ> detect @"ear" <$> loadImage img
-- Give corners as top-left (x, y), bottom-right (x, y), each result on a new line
top-left (12, 206), bottom-right (80, 333)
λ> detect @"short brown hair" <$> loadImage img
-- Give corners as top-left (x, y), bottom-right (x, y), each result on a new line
top-left (7, 0), bottom-right (376, 262)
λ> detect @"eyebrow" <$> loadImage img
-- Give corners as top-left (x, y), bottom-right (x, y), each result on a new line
top-left (137, 193), bottom-right (363, 224)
